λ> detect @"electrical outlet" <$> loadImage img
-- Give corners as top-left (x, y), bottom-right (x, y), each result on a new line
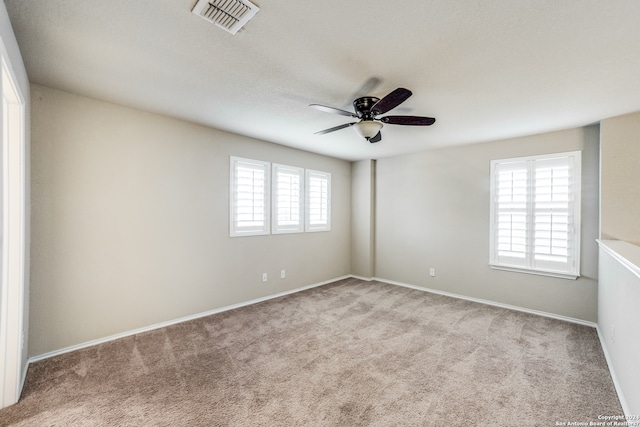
top-left (281, 269), bottom-right (286, 279)
top-left (611, 324), bottom-right (615, 344)
top-left (429, 268), bottom-right (436, 277)
top-left (262, 273), bottom-right (268, 283)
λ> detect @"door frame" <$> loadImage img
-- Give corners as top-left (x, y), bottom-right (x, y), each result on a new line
top-left (0, 34), bottom-right (27, 409)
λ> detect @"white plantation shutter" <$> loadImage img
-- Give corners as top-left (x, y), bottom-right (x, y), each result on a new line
top-left (490, 151), bottom-right (581, 278)
top-left (532, 156), bottom-right (578, 272)
top-left (230, 157), bottom-right (270, 236)
top-left (272, 164), bottom-right (304, 233)
top-left (305, 170), bottom-right (331, 232)
top-left (493, 160), bottom-right (529, 267)
top-left (230, 157), bottom-right (331, 236)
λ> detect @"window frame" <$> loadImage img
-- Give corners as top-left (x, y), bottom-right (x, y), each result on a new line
top-left (229, 156), bottom-right (271, 237)
top-left (272, 163), bottom-right (304, 234)
top-left (305, 169), bottom-right (331, 232)
top-left (489, 151), bottom-right (582, 279)
top-left (230, 157), bottom-right (332, 237)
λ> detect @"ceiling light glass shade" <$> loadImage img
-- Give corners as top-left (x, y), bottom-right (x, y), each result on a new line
top-left (354, 121), bottom-right (383, 139)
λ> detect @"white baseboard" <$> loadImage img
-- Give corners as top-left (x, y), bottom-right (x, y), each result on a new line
top-left (28, 275), bottom-right (351, 365)
top-left (388, 273), bottom-right (628, 413)
top-left (373, 277), bottom-right (597, 328)
top-left (25, 274), bottom-right (599, 372)
top-left (349, 274), bottom-right (373, 282)
top-left (596, 325), bottom-right (630, 417)
top-left (21, 274), bottom-right (629, 418)
top-left (19, 361), bottom-right (28, 400)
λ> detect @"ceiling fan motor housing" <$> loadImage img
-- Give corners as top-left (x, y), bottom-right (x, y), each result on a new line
top-left (353, 96), bottom-right (380, 119)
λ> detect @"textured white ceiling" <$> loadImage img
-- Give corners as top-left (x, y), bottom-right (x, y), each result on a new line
top-left (6, 0), bottom-right (640, 161)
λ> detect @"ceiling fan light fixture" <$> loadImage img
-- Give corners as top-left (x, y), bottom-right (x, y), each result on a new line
top-left (354, 121), bottom-right (383, 140)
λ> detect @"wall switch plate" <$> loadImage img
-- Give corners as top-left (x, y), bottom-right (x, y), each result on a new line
top-left (281, 269), bottom-right (286, 279)
top-left (262, 273), bottom-right (268, 283)
top-left (429, 268), bottom-right (436, 277)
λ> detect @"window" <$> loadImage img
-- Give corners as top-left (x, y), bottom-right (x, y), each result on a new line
top-left (305, 169), bottom-right (331, 232)
top-left (272, 164), bottom-right (303, 234)
top-left (230, 157), bottom-right (270, 236)
top-left (489, 151), bottom-right (581, 279)
top-left (230, 157), bottom-right (331, 237)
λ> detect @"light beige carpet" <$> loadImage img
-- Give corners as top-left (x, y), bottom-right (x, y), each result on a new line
top-left (0, 278), bottom-right (623, 426)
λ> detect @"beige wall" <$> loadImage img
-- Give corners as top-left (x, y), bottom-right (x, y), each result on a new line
top-left (29, 80), bottom-right (617, 356)
top-left (598, 110), bottom-right (640, 416)
top-left (30, 84), bottom-right (351, 357)
top-left (600, 111), bottom-right (640, 244)
top-left (350, 159), bottom-right (375, 278)
top-left (375, 126), bottom-right (600, 322)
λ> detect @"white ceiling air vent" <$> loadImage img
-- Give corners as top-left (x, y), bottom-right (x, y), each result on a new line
top-left (192, 0), bottom-right (260, 35)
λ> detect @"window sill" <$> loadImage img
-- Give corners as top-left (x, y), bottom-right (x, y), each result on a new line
top-left (272, 229), bottom-right (304, 235)
top-left (489, 264), bottom-right (579, 280)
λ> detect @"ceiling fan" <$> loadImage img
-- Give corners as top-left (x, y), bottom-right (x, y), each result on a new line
top-left (310, 88), bottom-right (436, 143)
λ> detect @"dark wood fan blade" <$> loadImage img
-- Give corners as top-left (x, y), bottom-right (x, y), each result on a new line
top-left (309, 104), bottom-right (359, 118)
top-left (369, 131), bottom-right (382, 143)
top-left (370, 88), bottom-right (412, 115)
top-left (314, 122), bottom-right (357, 135)
top-left (380, 115), bottom-right (436, 126)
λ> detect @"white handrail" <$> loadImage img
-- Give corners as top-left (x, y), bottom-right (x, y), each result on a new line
top-left (597, 239), bottom-right (640, 280)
